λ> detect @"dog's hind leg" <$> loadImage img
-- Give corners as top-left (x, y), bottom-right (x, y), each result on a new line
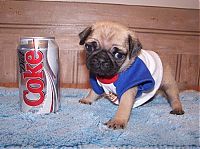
top-left (161, 63), bottom-right (184, 115)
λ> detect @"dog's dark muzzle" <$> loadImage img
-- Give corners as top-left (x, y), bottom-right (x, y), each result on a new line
top-left (87, 51), bottom-right (119, 77)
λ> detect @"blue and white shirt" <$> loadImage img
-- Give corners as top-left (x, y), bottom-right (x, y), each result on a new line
top-left (90, 50), bottom-right (163, 108)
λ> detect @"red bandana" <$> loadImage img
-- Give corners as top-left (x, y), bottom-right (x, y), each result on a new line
top-left (96, 74), bottom-right (119, 84)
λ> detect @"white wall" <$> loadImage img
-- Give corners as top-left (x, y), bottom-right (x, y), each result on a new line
top-left (44, 0), bottom-right (200, 9)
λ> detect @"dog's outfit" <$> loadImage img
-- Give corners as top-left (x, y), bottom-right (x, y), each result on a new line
top-left (90, 49), bottom-right (163, 108)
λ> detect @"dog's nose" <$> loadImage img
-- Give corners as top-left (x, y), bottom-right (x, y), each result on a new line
top-left (91, 58), bottom-right (111, 69)
top-left (101, 61), bottom-right (111, 69)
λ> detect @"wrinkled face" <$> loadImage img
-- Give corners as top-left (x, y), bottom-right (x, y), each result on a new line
top-left (79, 22), bottom-right (142, 78)
top-left (84, 30), bottom-right (128, 77)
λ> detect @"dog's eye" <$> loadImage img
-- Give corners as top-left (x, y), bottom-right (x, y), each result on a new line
top-left (112, 47), bottom-right (125, 60)
top-left (85, 43), bottom-right (93, 52)
top-left (113, 52), bottom-right (125, 59)
top-left (85, 42), bottom-right (98, 53)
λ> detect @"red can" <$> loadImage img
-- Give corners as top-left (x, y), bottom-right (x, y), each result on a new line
top-left (17, 37), bottom-right (60, 114)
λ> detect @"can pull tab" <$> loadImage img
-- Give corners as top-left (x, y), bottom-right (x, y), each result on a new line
top-left (28, 39), bottom-right (48, 49)
top-left (33, 39), bottom-right (38, 49)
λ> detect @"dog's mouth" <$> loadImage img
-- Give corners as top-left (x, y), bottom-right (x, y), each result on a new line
top-left (86, 51), bottom-right (119, 77)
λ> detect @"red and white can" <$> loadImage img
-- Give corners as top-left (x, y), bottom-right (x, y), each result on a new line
top-left (17, 37), bottom-right (60, 114)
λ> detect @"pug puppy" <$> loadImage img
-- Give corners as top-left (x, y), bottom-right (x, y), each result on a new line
top-left (78, 21), bottom-right (184, 129)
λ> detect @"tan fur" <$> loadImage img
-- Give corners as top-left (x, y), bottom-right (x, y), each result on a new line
top-left (86, 21), bottom-right (138, 73)
top-left (104, 87), bottom-right (137, 129)
top-left (90, 22), bottom-right (136, 53)
top-left (161, 62), bottom-right (184, 114)
top-left (79, 21), bottom-right (184, 129)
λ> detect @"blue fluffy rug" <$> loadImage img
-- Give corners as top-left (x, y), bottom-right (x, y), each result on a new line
top-left (0, 87), bottom-right (199, 148)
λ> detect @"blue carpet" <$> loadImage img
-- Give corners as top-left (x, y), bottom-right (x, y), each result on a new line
top-left (0, 87), bottom-right (199, 148)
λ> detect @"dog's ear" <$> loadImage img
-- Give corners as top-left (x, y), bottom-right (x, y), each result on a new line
top-left (79, 26), bottom-right (93, 45)
top-left (128, 34), bottom-right (142, 59)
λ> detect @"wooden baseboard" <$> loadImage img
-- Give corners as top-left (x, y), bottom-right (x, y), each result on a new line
top-left (0, 83), bottom-right (18, 88)
top-left (0, 82), bottom-right (199, 91)
top-left (60, 83), bottom-right (90, 89)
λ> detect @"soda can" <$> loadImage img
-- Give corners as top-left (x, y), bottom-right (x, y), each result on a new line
top-left (17, 37), bottom-right (60, 114)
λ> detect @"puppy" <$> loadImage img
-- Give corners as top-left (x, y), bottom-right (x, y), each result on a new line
top-left (78, 21), bottom-right (184, 129)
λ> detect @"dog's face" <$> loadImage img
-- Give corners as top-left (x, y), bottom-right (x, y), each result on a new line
top-left (79, 22), bottom-right (142, 77)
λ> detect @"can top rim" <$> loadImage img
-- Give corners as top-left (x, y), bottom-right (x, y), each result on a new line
top-left (20, 37), bottom-right (55, 40)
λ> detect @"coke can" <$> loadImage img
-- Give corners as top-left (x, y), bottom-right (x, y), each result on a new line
top-left (17, 37), bottom-right (60, 114)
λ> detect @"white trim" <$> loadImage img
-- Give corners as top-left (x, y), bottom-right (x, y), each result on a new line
top-left (42, 0), bottom-right (200, 9)
top-left (133, 50), bottom-right (163, 108)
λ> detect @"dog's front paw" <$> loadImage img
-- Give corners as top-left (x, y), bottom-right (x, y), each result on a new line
top-left (79, 98), bottom-right (92, 105)
top-left (170, 108), bottom-right (185, 115)
top-left (104, 119), bottom-right (127, 129)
